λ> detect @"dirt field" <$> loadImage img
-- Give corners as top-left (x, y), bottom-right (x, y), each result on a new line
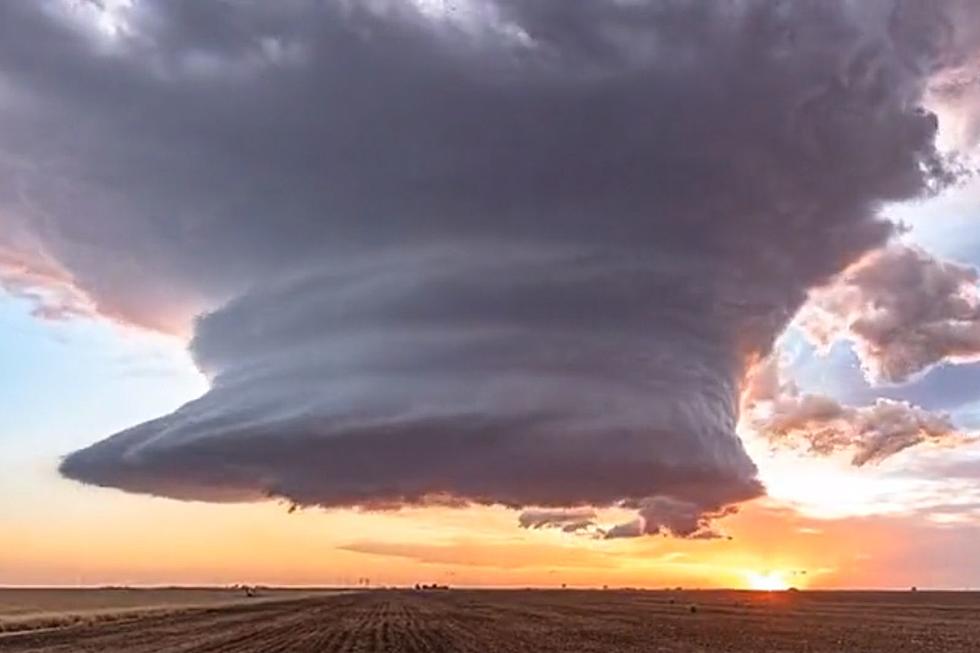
top-left (1, 588), bottom-right (978, 652)
top-left (0, 588), bottom-right (337, 634)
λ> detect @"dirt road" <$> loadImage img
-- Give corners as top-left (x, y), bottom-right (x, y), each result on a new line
top-left (2, 589), bottom-right (978, 652)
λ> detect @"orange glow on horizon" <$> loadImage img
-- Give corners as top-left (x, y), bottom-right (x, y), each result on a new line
top-left (745, 570), bottom-right (792, 591)
top-left (5, 473), bottom-right (962, 590)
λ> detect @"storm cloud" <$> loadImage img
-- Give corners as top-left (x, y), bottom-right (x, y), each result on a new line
top-left (0, 1), bottom-right (973, 532)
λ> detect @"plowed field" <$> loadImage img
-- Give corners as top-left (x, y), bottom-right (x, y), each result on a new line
top-left (2, 589), bottom-right (978, 652)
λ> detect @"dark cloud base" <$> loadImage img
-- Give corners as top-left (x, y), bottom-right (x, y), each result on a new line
top-left (61, 246), bottom-right (763, 518)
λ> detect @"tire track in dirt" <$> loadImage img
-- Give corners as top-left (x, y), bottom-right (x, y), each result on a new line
top-left (145, 599), bottom-right (334, 653)
top-left (265, 594), bottom-right (363, 652)
top-left (391, 595), bottom-right (450, 653)
top-left (178, 605), bottom-right (317, 653)
top-left (310, 593), bottom-right (388, 653)
top-left (398, 599), bottom-right (442, 653)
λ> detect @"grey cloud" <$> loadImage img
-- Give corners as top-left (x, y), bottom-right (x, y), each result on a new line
top-left (62, 243), bottom-right (764, 514)
top-left (519, 496), bottom-right (740, 541)
top-left (798, 244), bottom-right (980, 384)
top-left (603, 520), bottom-right (645, 540)
top-left (518, 508), bottom-right (598, 533)
top-left (0, 1), bottom-right (967, 532)
top-left (631, 497), bottom-right (737, 540)
top-left (605, 497), bottom-right (737, 540)
top-left (0, 0), bottom-right (952, 330)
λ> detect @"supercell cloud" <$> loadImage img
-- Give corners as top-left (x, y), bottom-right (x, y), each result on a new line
top-left (0, 1), bottom-right (975, 533)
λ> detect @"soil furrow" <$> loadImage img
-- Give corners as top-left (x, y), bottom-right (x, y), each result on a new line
top-left (2, 590), bottom-right (979, 652)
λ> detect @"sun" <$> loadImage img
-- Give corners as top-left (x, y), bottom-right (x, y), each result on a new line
top-left (746, 570), bottom-right (791, 591)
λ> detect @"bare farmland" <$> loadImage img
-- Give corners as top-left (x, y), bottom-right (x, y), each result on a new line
top-left (0, 588), bottom-right (336, 635)
top-left (1, 588), bottom-right (978, 652)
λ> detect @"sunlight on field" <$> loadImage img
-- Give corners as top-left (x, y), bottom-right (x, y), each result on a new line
top-left (0, 588), bottom-right (265, 617)
top-left (0, 588), bottom-right (341, 634)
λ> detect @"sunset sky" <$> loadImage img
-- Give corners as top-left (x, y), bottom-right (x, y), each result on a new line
top-left (2, 0), bottom-right (980, 590)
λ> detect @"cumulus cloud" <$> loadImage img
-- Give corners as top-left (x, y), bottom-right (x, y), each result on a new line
top-left (0, 1), bottom-right (971, 533)
top-left (761, 396), bottom-right (963, 467)
top-left (742, 357), bottom-right (970, 466)
top-left (798, 244), bottom-right (980, 384)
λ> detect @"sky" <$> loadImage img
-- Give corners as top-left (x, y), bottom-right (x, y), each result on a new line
top-left (2, 0), bottom-right (980, 590)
